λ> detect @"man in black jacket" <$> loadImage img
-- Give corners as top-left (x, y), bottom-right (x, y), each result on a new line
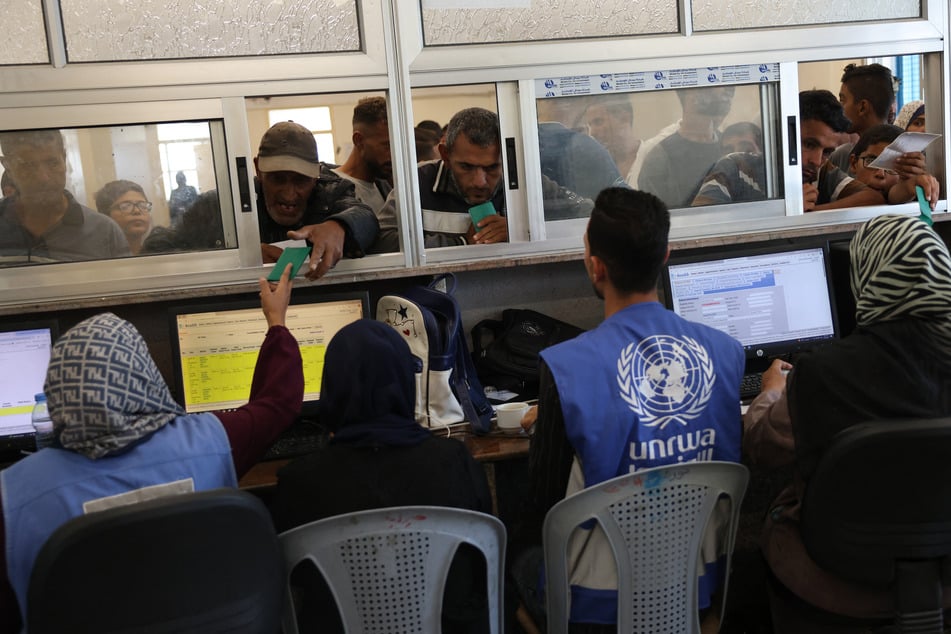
top-left (255, 121), bottom-right (378, 279)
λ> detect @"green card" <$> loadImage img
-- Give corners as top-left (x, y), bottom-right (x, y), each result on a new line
top-left (468, 202), bottom-right (498, 233)
top-left (267, 246), bottom-right (310, 281)
top-left (916, 185), bottom-right (933, 227)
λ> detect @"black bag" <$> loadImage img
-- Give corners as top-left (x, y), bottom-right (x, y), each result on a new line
top-left (471, 309), bottom-right (585, 399)
top-left (377, 274), bottom-right (494, 434)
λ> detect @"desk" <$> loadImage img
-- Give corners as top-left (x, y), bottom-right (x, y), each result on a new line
top-left (237, 430), bottom-right (530, 490)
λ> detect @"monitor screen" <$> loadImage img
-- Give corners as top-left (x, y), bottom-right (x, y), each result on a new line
top-left (663, 243), bottom-right (837, 361)
top-left (0, 321), bottom-right (57, 445)
top-left (168, 293), bottom-right (369, 414)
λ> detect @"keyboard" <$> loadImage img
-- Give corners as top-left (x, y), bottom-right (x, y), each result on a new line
top-left (261, 422), bottom-right (329, 461)
top-left (740, 373), bottom-right (762, 400)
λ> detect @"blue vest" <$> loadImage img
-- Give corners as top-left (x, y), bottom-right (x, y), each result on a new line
top-left (2, 413), bottom-right (237, 620)
top-left (541, 301), bottom-right (743, 623)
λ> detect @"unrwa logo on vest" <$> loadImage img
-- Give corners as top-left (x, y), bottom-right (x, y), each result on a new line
top-left (616, 334), bottom-right (715, 429)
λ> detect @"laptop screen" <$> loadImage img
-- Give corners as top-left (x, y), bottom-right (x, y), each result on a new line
top-left (168, 293), bottom-right (368, 414)
top-left (0, 321), bottom-right (57, 445)
top-left (663, 243), bottom-right (837, 363)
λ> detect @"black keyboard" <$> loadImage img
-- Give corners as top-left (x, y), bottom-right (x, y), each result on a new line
top-left (261, 422), bottom-right (329, 461)
top-left (740, 373), bottom-right (762, 400)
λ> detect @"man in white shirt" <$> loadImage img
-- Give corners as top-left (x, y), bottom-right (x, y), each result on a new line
top-left (332, 96), bottom-right (393, 214)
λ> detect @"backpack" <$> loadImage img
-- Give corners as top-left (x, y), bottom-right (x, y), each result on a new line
top-left (471, 308), bottom-right (585, 399)
top-left (376, 274), bottom-right (494, 434)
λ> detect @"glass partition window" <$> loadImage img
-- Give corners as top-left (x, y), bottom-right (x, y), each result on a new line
top-left (59, 0), bottom-right (360, 62)
top-left (0, 122), bottom-right (235, 267)
top-left (420, 0), bottom-right (677, 46)
top-left (246, 91), bottom-right (396, 259)
top-left (0, 0), bottom-right (48, 65)
top-left (408, 85), bottom-right (506, 251)
top-left (535, 65), bottom-right (782, 220)
top-left (692, 0), bottom-right (919, 32)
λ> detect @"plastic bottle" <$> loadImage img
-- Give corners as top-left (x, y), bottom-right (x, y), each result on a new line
top-left (32, 393), bottom-right (54, 451)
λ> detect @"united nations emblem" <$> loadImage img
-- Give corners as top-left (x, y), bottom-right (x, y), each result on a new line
top-left (616, 335), bottom-right (715, 429)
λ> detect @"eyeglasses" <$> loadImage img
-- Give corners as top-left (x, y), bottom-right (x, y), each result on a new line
top-left (112, 200), bottom-right (153, 215)
top-left (858, 155), bottom-right (898, 175)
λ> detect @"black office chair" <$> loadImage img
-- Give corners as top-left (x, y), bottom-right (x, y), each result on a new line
top-left (27, 488), bottom-right (284, 634)
top-left (800, 418), bottom-right (951, 634)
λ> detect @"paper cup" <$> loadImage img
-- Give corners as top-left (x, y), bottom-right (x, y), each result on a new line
top-left (496, 402), bottom-right (530, 430)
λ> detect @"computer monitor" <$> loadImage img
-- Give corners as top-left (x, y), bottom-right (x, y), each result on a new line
top-left (0, 320), bottom-right (58, 460)
top-left (662, 242), bottom-right (838, 369)
top-left (168, 292), bottom-right (370, 417)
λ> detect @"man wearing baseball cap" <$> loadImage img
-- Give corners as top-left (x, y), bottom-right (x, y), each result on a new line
top-left (255, 121), bottom-right (378, 279)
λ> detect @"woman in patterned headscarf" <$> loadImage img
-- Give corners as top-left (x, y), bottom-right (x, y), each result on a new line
top-left (0, 267), bottom-right (303, 633)
top-left (743, 215), bottom-right (951, 626)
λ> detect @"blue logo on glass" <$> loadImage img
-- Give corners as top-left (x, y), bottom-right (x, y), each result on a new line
top-left (758, 64), bottom-right (769, 73)
top-left (655, 83), bottom-right (665, 89)
top-left (546, 91), bottom-right (556, 97)
top-left (544, 79), bottom-right (556, 88)
top-left (654, 71), bottom-right (665, 80)
top-left (707, 73), bottom-right (717, 83)
top-left (600, 81), bottom-right (612, 91)
top-left (759, 76), bottom-right (768, 82)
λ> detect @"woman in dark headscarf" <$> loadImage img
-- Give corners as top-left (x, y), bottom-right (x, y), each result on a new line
top-left (0, 267), bottom-right (302, 632)
top-left (274, 319), bottom-right (492, 633)
top-left (743, 215), bottom-right (951, 626)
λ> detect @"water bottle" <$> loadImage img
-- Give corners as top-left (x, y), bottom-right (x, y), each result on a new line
top-left (32, 393), bottom-right (54, 451)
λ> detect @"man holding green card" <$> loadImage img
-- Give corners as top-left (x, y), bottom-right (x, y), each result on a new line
top-left (373, 107), bottom-right (508, 250)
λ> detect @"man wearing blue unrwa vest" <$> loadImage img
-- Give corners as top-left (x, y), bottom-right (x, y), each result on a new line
top-left (511, 187), bottom-right (743, 632)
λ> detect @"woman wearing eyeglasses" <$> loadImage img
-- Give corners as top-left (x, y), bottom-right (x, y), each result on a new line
top-left (94, 179), bottom-right (153, 255)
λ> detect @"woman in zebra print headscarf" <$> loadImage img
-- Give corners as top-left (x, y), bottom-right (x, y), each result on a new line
top-left (790, 214), bottom-right (951, 473)
top-left (744, 214), bottom-right (951, 624)
top-left (849, 213), bottom-right (951, 351)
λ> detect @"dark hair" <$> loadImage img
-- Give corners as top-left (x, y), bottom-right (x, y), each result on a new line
top-left (850, 124), bottom-right (903, 159)
top-left (444, 107), bottom-right (500, 151)
top-left (417, 120), bottom-right (442, 135)
top-left (94, 179), bottom-right (147, 215)
top-left (587, 187), bottom-right (670, 293)
top-left (721, 121), bottom-right (762, 144)
top-left (414, 126), bottom-right (440, 160)
top-left (799, 90), bottom-right (851, 133)
top-left (352, 96), bottom-right (388, 127)
top-left (0, 129), bottom-right (65, 158)
top-left (840, 63), bottom-right (894, 121)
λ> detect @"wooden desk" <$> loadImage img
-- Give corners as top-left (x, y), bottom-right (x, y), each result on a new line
top-left (238, 430), bottom-right (530, 490)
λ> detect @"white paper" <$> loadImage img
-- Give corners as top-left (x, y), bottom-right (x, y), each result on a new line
top-left (867, 132), bottom-right (941, 171)
top-left (269, 239), bottom-right (309, 249)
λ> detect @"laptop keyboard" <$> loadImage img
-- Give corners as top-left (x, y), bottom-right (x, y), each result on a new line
top-left (740, 373), bottom-right (762, 400)
top-left (261, 421), bottom-right (329, 461)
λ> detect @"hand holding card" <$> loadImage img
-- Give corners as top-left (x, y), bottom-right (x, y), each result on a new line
top-left (266, 246), bottom-right (310, 282)
top-left (468, 202), bottom-right (498, 233)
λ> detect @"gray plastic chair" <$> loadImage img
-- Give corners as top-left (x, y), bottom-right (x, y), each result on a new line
top-left (543, 461), bottom-right (749, 633)
top-left (279, 505), bottom-right (506, 634)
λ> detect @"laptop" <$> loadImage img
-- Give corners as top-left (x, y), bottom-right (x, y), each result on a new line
top-left (0, 320), bottom-right (58, 464)
top-left (168, 292), bottom-right (370, 460)
top-left (662, 241), bottom-right (839, 399)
